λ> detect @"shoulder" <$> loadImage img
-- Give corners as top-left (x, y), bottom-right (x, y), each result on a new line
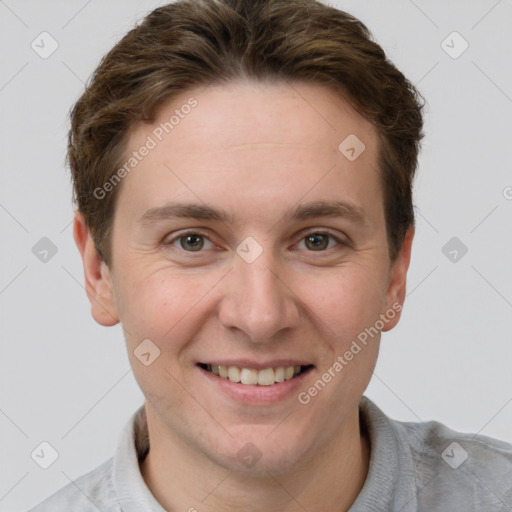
top-left (394, 415), bottom-right (512, 509)
top-left (27, 457), bottom-right (120, 512)
top-left (358, 397), bottom-right (512, 510)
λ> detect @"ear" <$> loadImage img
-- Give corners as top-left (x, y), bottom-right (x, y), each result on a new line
top-left (381, 226), bottom-right (414, 332)
top-left (73, 212), bottom-right (120, 327)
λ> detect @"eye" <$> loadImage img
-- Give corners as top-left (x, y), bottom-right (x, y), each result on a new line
top-left (168, 232), bottom-right (215, 252)
top-left (296, 231), bottom-right (342, 252)
top-left (165, 230), bottom-right (345, 255)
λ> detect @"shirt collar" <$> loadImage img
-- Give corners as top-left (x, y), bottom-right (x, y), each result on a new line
top-left (350, 396), bottom-right (418, 511)
top-left (113, 405), bottom-right (165, 511)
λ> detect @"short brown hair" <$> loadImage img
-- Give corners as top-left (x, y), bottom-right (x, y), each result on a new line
top-left (68, 0), bottom-right (425, 265)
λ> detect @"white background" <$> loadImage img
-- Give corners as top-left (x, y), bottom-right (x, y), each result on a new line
top-left (1, 0), bottom-right (511, 510)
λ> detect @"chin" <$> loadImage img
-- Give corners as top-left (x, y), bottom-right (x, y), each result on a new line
top-left (207, 425), bottom-right (316, 476)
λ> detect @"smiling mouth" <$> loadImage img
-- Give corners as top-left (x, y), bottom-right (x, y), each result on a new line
top-left (198, 363), bottom-right (314, 386)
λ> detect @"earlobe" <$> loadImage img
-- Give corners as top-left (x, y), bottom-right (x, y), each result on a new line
top-left (73, 212), bottom-right (120, 327)
top-left (381, 226), bottom-right (414, 332)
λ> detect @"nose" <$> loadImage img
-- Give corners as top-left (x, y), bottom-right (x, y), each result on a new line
top-left (217, 248), bottom-right (300, 343)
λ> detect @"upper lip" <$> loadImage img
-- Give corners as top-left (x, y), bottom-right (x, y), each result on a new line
top-left (198, 360), bottom-right (314, 370)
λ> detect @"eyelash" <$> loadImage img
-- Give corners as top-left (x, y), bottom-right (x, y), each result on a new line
top-left (165, 230), bottom-right (346, 254)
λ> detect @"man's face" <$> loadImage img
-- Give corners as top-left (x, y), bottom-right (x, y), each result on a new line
top-left (85, 80), bottom-right (410, 473)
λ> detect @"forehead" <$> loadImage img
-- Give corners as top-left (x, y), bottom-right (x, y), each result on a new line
top-left (118, 80), bottom-right (382, 226)
top-left (138, 80), bottom-right (377, 154)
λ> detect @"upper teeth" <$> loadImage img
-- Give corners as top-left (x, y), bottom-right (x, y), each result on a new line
top-left (207, 365), bottom-right (302, 386)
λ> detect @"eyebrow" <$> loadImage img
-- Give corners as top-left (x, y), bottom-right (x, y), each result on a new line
top-left (137, 200), bottom-right (368, 226)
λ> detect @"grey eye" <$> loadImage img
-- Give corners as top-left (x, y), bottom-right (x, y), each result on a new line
top-left (179, 234), bottom-right (205, 251)
top-left (302, 233), bottom-right (338, 251)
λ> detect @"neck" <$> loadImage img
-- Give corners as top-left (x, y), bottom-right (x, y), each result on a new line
top-left (140, 405), bottom-right (370, 512)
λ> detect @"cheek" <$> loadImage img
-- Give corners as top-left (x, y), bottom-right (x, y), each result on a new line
top-left (116, 272), bottom-right (206, 407)
top-left (307, 266), bottom-right (388, 341)
top-left (114, 269), bottom-right (218, 350)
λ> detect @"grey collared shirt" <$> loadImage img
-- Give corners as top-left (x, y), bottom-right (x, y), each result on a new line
top-left (28, 396), bottom-right (512, 511)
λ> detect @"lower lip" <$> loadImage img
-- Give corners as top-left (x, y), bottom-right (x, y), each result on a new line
top-left (197, 366), bottom-right (314, 404)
